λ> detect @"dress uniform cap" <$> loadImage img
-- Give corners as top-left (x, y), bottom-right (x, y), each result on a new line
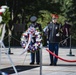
top-left (30, 16), bottom-right (37, 22)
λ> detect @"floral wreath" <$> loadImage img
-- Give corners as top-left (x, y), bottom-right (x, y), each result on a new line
top-left (20, 27), bottom-right (42, 54)
top-left (0, 5), bottom-right (10, 24)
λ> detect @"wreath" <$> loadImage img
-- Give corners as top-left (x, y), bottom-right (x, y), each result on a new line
top-left (0, 5), bottom-right (10, 36)
top-left (20, 27), bottom-right (42, 54)
top-left (0, 5), bottom-right (10, 24)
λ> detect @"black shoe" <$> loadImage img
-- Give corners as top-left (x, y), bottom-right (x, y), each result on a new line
top-left (53, 63), bottom-right (57, 66)
top-left (50, 63), bottom-right (53, 66)
top-left (30, 62), bottom-right (34, 65)
top-left (36, 62), bottom-right (39, 65)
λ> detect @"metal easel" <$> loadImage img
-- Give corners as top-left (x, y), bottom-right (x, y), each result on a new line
top-left (0, 24), bottom-right (18, 75)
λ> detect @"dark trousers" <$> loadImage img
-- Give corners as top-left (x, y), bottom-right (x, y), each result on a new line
top-left (49, 43), bottom-right (59, 64)
top-left (31, 50), bottom-right (40, 63)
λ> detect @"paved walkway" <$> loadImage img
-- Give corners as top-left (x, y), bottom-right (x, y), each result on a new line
top-left (0, 47), bottom-right (76, 75)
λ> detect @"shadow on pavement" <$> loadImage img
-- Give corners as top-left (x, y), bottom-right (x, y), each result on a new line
top-left (57, 64), bottom-right (76, 66)
top-left (42, 64), bottom-right (76, 66)
top-left (0, 65), bottom-right (39, 74)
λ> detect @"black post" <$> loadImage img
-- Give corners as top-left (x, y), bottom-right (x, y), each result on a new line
top-left (67, 35), bottom-right (75, 56)
top-left (8, 31), bottom-right (13, 54)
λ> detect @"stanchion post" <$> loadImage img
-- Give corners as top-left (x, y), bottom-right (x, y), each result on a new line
top-left (40, 44), bottom-right (42, 75)
top-left (8, 31), bottom-right (13, 54)
top-left (70, 35), bottom-right (72, 55)
top-left (67, 35), bottom-right (75, 56)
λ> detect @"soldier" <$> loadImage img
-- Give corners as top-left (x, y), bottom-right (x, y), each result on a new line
top-left (29, 16), bottom-right (42, 65)
top-left (45, 14), bottom-right (61, 66)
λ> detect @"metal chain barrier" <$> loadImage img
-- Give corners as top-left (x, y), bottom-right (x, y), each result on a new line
top-left (3, 35), bottom-right (20, 55)
top-left (4, 35), bottom-right (20, 43)
top-left (11, 36), bottom-right (20, 43)
top-left (59, 36), bottom-right (70, 44)
top-left (59, 35), bottom-right (75, 56)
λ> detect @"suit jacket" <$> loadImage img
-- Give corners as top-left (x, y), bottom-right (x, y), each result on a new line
top-left (47, 22), bottom-right (61, 43)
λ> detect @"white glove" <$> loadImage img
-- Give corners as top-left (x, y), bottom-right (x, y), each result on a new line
top-left (56, 33), bottom-right (60, 36)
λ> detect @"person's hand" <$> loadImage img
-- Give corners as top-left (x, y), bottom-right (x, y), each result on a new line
top-left (56, 33), bottom-right (60, 36)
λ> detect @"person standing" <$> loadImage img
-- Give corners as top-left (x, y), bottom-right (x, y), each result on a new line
top-left (29, 16), bottom-right (42, 65)
top-left (45, 14), bottom-right (61, 66)
top-left (62, 20), bottom-right (71, 47)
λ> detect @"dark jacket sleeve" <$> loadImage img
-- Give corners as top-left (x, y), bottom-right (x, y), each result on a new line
top-left (37, 23), bottom-right (43, 32)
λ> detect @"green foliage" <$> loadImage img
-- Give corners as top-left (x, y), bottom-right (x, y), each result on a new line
top-left (58, 15), bottom-right (66, 25)
top-left (38, 10), bottom-right (51, 28)
top-left (1, 0), bottom-right (76, 46)
top-left (60, 0), bottom-right (73, 20)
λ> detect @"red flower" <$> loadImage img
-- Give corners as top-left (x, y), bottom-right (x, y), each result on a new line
top-left (0, 12), bottom-right (2, 15)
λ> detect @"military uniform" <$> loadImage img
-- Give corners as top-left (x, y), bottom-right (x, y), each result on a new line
top-left (46, 14), bottom-right (61, 66)
top-left (29, 16), bottom-right (42, 65)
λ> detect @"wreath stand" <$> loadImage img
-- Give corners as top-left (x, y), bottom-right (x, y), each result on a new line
top-left (22, 45), bottom-right (43, 75)
top-left (40, 44), bottom-right (42, 75)
top-left (0, 24), bottom-right (18, 75)
top-left (20, 27), bottom-right (43, 75)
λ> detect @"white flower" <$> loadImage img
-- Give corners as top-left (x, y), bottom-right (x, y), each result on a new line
top-left (34, 43), bottom-right (38, 47)
top-left (0, 16), bottom-right (2, 23)
top-left (37, 35), bottom-right (41, 38)
top-left (35, 32), bottom-right (40, 35)
top-left (1, 5), bottom-right (8, 9)
top-left (23, 32), bottom-right (28, 36)
top-left (36, 38), bottom-right (42, 41)
top-left (0, 8), bottom-right (6, 13)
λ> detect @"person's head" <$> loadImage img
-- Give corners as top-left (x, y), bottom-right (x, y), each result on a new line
top-left (51, 14), bottom-right (59, 23)
top-left (30, 16), bottom-right (37, 23)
